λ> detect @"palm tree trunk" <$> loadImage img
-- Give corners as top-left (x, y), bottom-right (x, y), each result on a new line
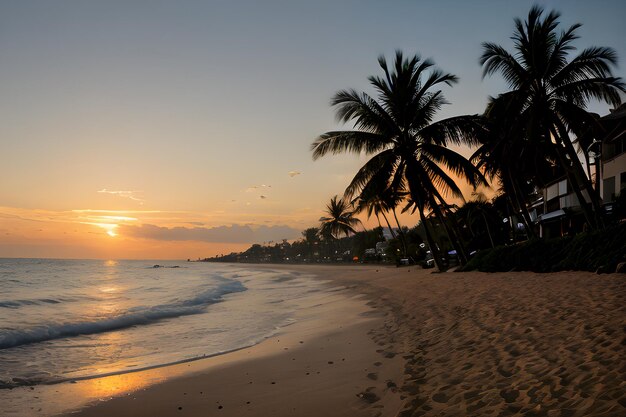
top-left (391, 208), bottom-right (408, 258)
top-left (418, 209), bottom-right (446, 271)
top-left (375, 213), bottom-right (382, 229)
top-left (506, 171), bottom-right (537, 239)
top-left (482, 211), bottom-right (495, 248)
top-left (554, 122), bottom-right (604, 229)
top-left (550, 126), bottom-right (599, 230)
top-left (380, 211), bottom-right (397, 240)
top-left (429, 190), bottom-right (469, 264)
top-left (430, 198), bottom-right (468, 265)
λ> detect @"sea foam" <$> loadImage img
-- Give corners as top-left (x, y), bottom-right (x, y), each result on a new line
top-left (0, 279), bottom-right (245, 350)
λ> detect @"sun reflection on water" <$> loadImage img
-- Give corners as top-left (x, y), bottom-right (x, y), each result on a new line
top-left (74, 369), bottom-right (167, 401)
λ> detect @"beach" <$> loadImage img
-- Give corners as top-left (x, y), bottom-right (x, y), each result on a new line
top-left (4, 264), bottom-right (625, 416)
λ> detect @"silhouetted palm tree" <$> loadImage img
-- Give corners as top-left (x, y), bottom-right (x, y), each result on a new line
top-left (353, 188), bottom-right (396, 238)
top-left (301, 227), bottom-right (320, 260)
top-left (480, 5), bottom-right (624, 229)
top-left (312, 51), bottom-right (486, 270)
top-left (472, 92), bottom-right (562, 238)
top-left (319, 195), bottom-right (362, 240)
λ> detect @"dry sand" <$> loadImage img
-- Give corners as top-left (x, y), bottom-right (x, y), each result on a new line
top-left (48, 265), bottom-right (626, 416)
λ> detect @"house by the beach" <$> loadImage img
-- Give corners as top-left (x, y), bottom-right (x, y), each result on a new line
top-left (530, 105), bottom-right (626, 238)
top-left (599, 104), bottom-right (626, 205)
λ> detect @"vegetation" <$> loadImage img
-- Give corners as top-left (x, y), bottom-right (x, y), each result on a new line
top-left (311, 51), bottom-right (486, 270)
top-left (204, 227), bottom-right (387, 264)
top-left (319, 195), bottom-right (362, 239)
top-left (460, 223), bottom-right (626, 273)
top-left (475, 6), bottom-right (624, 231)
top-left (205, 6), bottom-right (625, 273)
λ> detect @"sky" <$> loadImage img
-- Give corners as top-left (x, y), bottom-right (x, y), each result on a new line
top-left (1, 0), bottom-right (625, 259)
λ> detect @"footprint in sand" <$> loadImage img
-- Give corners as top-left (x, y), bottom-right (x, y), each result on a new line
top-left (500, 388), bottom-right (519, 403)
top-left (432, 392), bottom-right (449, 403)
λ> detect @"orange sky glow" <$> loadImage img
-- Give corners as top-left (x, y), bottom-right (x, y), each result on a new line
top-left (1, 1), bottom-right (623, 259)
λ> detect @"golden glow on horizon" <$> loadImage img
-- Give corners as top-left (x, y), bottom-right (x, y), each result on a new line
top-left (97, 216), bottom-right (138, 222)
top-left (81, 222), bottom-right (119, 237)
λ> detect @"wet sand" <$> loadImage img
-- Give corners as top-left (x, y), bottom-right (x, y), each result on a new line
top-left (24, 265), bottom-right (626, 416)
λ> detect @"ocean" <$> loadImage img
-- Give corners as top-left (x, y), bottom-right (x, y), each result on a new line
top-left (0, 258), bottom-right (325, 390)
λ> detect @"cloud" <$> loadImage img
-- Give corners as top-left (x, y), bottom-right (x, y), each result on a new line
top-left (98, 189), bottom-right (145, 204)
top-left (288, 171), bottom-right (301, 177)
top-left (118, 223), bottom-right (301, 244)
top-left (246, 184), bottom-right (272, 192)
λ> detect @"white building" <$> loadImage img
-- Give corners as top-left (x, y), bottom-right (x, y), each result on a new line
top-left (600, 104), bottom-right (626, 203)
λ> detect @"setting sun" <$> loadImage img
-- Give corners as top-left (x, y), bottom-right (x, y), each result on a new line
top-left (85, 222), bottom-right (119, 237)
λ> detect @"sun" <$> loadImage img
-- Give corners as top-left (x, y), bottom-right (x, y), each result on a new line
top-left (86, 222), bottom-right (118, 237)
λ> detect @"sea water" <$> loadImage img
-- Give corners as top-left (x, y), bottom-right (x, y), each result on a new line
top-left (0, 259), bottom-right (323, 389)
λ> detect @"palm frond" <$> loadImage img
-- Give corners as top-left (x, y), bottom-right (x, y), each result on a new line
top-left (311, 131), bottom-right (389, 160)
top-left (344, 149), bottom-right (397, 198)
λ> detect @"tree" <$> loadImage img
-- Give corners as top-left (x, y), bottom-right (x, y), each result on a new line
top-left (352, 187), bottom-right (397, 239)
top-left (319, 195), bottom-right (362, 240)
top-left (454, 193), bottom-right (508, 250)
top-left (480, 5), bottom-right (624, 230)
top-left (301, 227), bottom-right (320, 260)
top-left (312, 51), bottom-right (486, 270)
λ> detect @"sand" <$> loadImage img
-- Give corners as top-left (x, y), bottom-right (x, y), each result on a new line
top-left (333, 266), bottom-right (626, 416)
top-left (20, 265), bottom-right (626, 416)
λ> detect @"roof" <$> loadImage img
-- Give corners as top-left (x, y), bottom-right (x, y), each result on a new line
top-left (537, 209), bottom-right (566, 223)
top-left (601, 104), bottom-right (626, 121)
top-left (601, 104), bottom-right (626, 144)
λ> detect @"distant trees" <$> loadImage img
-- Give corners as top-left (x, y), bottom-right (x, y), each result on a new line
top-left (319, 195), bottom-right (362, 239)
top-left (301, 227), bottom-right (320, 260)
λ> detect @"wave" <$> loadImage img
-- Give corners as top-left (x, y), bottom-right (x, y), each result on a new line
top-left (0, 279), bottom-right (246, 350)
top-left (0, 297), bottom-right (69, 309)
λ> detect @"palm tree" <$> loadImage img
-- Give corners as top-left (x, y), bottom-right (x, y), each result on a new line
top-left (301, 227), bottom-right (320, 261)
top-left (383, 187), bottom-right (410, 258)
top-left (352, 187), bottom-right (396, 239)
top-left (480, 5), bottom-right (624, 230)
top-left (312, 51), bottom-right (486, 271)
top-left (319, 195), bottom-right (362, 240)
top-left (472, 92), bottom-right (562, 238)
top-left (457, 193), bottom-right (501, 249)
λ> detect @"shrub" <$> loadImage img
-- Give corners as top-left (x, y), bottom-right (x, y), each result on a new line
top-left (459, 223), bottom-right (626, 273)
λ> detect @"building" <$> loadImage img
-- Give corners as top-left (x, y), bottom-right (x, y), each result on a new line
top-left (600, 104), bottom-right (626, 203)
top-left (530, 105), bottom-right (626, 237)
top-left (532, 177), bottom-right (591, 238)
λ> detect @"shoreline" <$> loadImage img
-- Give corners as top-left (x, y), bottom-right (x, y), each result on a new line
top-left (3, 264), bottom-right (406, 417)
top-left (3, 265), bottom-right (625, 416)
top-left (60, 265), bottom-right (407, 417)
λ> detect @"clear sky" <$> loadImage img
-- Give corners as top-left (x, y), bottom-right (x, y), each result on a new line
top-left (1, 0), bottom-right (625, 259)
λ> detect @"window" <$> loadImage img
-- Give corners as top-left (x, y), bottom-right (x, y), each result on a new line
top-left (603, 176), bottom-right (616, 202)
top-left (618, 137), bottom-right (626, 157)
top-left (546, 183), bottom-right (559, 200)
